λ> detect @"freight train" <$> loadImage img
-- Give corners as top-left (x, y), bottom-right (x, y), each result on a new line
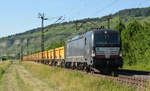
top-left (23, 28), bottom-right (123, 74)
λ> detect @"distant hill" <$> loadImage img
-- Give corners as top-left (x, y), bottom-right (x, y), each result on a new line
top-left (0, 7), bottom-right (150, 57)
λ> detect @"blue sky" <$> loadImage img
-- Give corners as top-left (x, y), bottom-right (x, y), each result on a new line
top-left (0, 0), bottom-right (150, 38)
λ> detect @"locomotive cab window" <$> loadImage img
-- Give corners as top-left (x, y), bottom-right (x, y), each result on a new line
top-left (94, 31), bottom-right (120, 45)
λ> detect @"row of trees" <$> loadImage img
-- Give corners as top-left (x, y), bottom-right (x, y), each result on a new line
top-left (115, 20), bottom-right (150, 65)
top-left (20, 18), bottom-right (150, 67)
top-left (44, 19), bottom-right (150, 66)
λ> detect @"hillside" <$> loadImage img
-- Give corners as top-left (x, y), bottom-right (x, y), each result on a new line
top-left (0, 7), bottom-right (150, 58)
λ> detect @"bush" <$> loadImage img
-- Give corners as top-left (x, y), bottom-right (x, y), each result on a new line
top-left (116, 20), bottom-right (150, 66)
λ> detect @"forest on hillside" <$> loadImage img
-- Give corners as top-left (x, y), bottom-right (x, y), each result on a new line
top-left (0, 7), bottom-right (150, 68)
top-left (46, 20), bottom-right (150, 67)
top-left (115, 20), bottom-right (150, 67)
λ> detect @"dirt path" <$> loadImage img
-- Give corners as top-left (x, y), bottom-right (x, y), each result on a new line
top-left (0, 62), bottom-right (52, 91)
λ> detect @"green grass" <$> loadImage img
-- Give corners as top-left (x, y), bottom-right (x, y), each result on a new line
top-left (0, 61), bottom-right (12, 79)
top-left (123, 62), bottom-right (150, 71)
top-left (22, 62), bottom-right (136, 91)
top-left (15, 68), bottom-right (32, 91)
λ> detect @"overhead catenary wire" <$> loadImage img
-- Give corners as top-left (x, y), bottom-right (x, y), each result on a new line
top-left (93, 0), bottom-right (120, 16)
top-left (97, 0), bottom-right (121, 29)
top-left (46, 16), bottom-right (65, 30)
top-left (79, 0), bottom-right (119, 30)
top-left (39, 0), bottom-right (121, 35)
top-left (52, 0), bottom-right (101, 32)
top-left (136, 0), bottom-right (150, 8)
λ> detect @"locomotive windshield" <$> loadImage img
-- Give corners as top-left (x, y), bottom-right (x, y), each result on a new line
top-left (94, 31), bottom-right (120, 45)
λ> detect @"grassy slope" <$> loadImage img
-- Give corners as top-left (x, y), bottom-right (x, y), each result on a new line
top-left (0, 61), bottom-right (53, 91)
top-left (1, 61), bottom-right (148, 91)
top-left (120, 20), bottom-right (150, 71)
top-left (0, 16), bottom-right (149, 56)
top-left (123, 63), bottom-right (150, 71)
top-left (0, 61), bottom-right (11, 79)
top-left (1, 7), bottom-right (150, 56)
top-left (0, 7), bottom-right (150, 72)
top-left (21, 61), bottom-right (135, 91)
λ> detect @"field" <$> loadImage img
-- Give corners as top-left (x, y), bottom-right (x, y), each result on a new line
top-left (0, 61), bottom-right (139, 91)
top-left (123, 62), bottom-right (150, 71)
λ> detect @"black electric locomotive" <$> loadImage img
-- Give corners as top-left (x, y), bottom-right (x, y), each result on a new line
top-left (65, 29), bottom-right (123, 73)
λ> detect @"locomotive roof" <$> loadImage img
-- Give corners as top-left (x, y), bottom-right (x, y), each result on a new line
top-left (67, 29), bottom-right (119, 42)
top-left (93, 29), bottom-right (119, 33)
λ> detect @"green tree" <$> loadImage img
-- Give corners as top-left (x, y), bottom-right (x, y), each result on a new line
top-left (121, 20), bottom-right (143, 65)
top-left (114, 20), bottom-right (125, 34)
top-left (125, 20), bottom-right (143, 40)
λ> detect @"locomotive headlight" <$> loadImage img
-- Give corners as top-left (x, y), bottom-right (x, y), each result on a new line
top-left (119, 53), bottom-right (122, 57)
top-left (92, 49), bottom-right (95, 57)
top-left (119, 51), bottom-right (122, 57)
top-left (104, 31), bottom-right (107, 34)
top-left (92, 52), bottom-right (95, 57)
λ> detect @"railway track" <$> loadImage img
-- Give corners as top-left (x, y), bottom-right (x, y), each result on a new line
top-left (117, 75), bottom-right (148, 88)
top-left (93, 73), bottom-right (149, 89)
top-left (27, 61), bottom-right (150, 89)
top-left (63, 67), bottom-right (150, 89)
top-left (118, 69), bottom-right (150, 76)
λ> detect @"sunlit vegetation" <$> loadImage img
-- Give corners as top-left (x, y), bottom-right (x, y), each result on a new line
top-left (21, 62), bottom-right (135, 91)
top-left (1, 7), bottom-right (150, 57)
top-left (115, 20), bottom-right (150, 71)
top-left (0, 61), bottom-right (12, 79)
top-left (0, 7), bottom-right (150, 71)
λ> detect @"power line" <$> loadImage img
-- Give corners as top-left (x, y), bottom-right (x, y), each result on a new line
top-left (26, 38), bottom-right (29, 55)
top-left (63, 0), bottom-right (88, 22)
top-left (93, 0), bottom-right (119, 16)
top-left (53, 16), bottom-right (64, 24)
top-left (137, 0), bottom-right (150, 7)
top-left (73, 19), bottom-right (101, 34)
top-left (47, 16), bottom-right (65, 30)
top-left (37, 14), bottom-right (64, 60)
top-left (20, 45), bottom-right (23, 61)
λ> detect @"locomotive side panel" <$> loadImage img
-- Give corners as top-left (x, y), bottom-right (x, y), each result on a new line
top-left (84, 31), bottom-right (94, 65)
top-left (66, 37), bottom-right (85, 62)
top-left (65, 31), bottom-right (94, 65)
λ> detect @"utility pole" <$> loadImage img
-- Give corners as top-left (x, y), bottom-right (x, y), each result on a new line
top-left (26, 38), bottom-right (29, 55)
top-left (20, 46), bottom-right (23, 62)
top-left (38, 13), bottom-right (48, 62)
top-left (37, 14), bottom-right (63, 63)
